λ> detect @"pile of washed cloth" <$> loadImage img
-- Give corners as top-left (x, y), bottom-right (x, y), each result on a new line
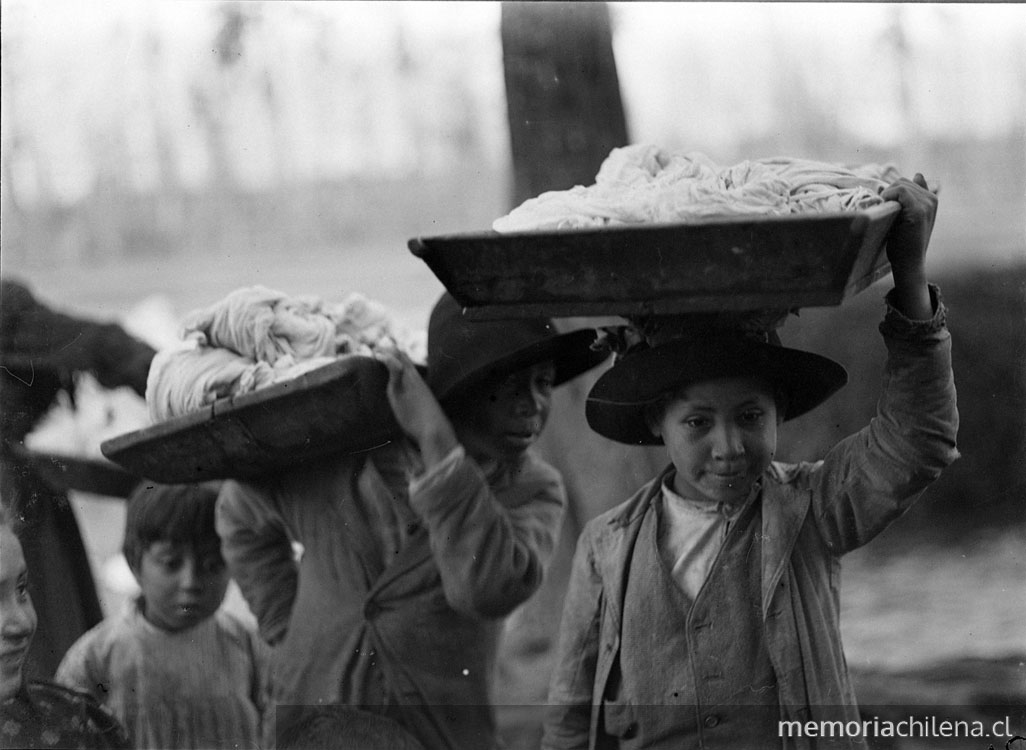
top-left (492, 144), bottom-right (904, 232)
top-left (147, 286), bottom-right (425, 421)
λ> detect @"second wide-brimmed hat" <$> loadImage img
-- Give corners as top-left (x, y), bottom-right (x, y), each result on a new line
top-left (585, 325), bottom-right (847, 446)
top-left (426, 292), bottom-right (609, 403)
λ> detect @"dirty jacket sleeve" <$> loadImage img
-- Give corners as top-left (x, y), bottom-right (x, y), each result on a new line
top-left (802, 284), bottom-right (960, 554)
top-left (216, 479), bottom-right (298, 646)
top-left (408, 445), bottom-right (566, 619)
top-left (541, 520), bottom-right (604, 750)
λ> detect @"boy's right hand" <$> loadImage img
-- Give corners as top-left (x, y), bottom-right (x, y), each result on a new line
top-left (376, 349), bottom-right (459, 468)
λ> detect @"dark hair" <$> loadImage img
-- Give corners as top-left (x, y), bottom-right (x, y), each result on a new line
top-left (122, 482), bottom-right (223, 572)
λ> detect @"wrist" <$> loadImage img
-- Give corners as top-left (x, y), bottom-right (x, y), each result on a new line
top-left (416, 424), bottom-right (460, 468)
top-left (889, 273), bottom-right (932, 321)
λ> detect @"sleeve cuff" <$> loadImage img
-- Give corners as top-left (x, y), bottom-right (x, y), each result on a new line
top-left (880, 283), bottom-right (947, 340)
top-left (409, 444), bottom-right (466, 496)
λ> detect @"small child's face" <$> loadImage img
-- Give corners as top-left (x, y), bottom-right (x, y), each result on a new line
top-left (0, 524), bottom-right (36, 701)
top-left (135, 539), bottom-right (229, 633)
top-left (650, 376), bottom-right (779, 506)
top-left (456, 361), bottom-right (556, 461)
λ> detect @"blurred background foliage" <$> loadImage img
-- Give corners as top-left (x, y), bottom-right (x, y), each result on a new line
top-left (2, 2), bottom-right (1023, 273)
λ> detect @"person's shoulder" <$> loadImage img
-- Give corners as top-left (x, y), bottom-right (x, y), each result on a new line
top-left (516, 449), bottom-right (564, 485)
top-left (583, 471), bottom-right (662, 535)
top-left (212, 607), bottom-right (269, 659)
top-left (213, 606), bottom-right (260, 640)
top-left (766, 460), bottom-right (820, 486)
top-left (490, 450), bottom-right (567, 509)
top-left (17, 681), bottom-right (131, 749)
top-left (67, 610), bottom-right (128, 657)
top-left (243, 449), bottom-right (365, 500)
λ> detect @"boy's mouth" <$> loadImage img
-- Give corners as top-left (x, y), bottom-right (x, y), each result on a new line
top-left (0, 644), bottom-right (29, 665)
top-left (176, 599), bottom-right (203, 614)
top-left (708, 468), bottom-right (748, 487)
top-left (503, 430), bottom-right (537, 447)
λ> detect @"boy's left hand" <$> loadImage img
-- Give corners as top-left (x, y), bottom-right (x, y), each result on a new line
top-left (881, 173), bottom-right (937, 282)
top-left (881, 173), bottom-right (937, 320)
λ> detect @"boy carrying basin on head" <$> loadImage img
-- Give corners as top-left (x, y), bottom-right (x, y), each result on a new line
top-left (543, 174), bottom-right (959, 750)
top-left (216, 291), bottom-right (609, 750)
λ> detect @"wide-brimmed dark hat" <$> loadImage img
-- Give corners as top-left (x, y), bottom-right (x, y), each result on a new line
top-left (585, 329), bottom-right (847, 445)
top-left (427, 292), bottom-right (609, 402)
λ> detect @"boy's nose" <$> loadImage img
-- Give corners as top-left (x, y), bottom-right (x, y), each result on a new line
top-left (177, 558), bottom-right (202, 590)
top-left (1, 606), bottom-right (34, 639)
top-left (711, 424), bottom-right (745, 458)
top-left (514, 387), bottom-right (544, 416)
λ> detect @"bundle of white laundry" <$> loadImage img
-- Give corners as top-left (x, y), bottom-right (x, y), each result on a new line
top-left (147, 286), bottom-right (425, 422)
top-left (492, 144), bottom-right (904, 232)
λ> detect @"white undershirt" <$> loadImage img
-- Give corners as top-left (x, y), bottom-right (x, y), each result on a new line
top-left (657, 473), bottom-right (755, 600)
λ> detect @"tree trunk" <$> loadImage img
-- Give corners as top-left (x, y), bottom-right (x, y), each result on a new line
top-left (495, 6), bottom-right (665, 747)
top-left (500, 1), bottom-right (629, 205)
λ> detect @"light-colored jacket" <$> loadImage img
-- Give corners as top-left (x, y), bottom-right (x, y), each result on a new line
top-left (544, 292), bottom-right (959, 750)
top-left (217, 442), bottom-right (565, 750)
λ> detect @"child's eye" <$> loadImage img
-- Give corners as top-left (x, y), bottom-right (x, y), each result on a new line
top-left (157, 556), bottom-right (184, 572)
top-left (684, 417), bottom-right (710, 429)
top-left (16, 577), bottom-right (30, 602)
top-left (739, 410), bottom-right (765, 425)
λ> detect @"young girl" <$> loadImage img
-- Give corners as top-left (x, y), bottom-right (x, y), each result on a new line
top-left (543, 175), bottom-right (959, 749)
top-left (1, 506), bottom-right (131, 750)
top-left (55, 482), bottom-right (268, 750)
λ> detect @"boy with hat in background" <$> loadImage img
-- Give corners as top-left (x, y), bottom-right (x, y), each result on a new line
top-left (543, 174), bottom-right (959, 749)
top-left (216, 292), bottom-right (607, 750)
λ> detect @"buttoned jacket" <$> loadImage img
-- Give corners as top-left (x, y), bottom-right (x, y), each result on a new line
top-left (544, 297), bottom-right (959, 750)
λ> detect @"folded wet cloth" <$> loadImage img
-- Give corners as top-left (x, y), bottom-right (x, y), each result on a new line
top-left (182, 286), bottom-right (337, 364)
top-left (147, 287), bottom-right (424, 421)
top-left (492, 144), bottom-right (903, 232)
top-left (146, 335), bottom-right (277, 422)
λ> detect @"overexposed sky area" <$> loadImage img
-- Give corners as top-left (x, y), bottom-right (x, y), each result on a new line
top-left (2, 1), bottom-right (1024, 200)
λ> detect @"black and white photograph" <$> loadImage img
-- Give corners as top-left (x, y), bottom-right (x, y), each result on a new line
top-left (1, 2), bottom-right (1024, 749)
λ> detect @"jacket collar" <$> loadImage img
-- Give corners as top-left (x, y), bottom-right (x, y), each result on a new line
top-left (592, 462), bottom-right (811, 626)
top-left (605, 463), bottom-right (672, 529)
top-left (759, 466), bottom-right (811, 618)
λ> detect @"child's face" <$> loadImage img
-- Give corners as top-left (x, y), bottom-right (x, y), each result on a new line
top-left (456, 361), bottom-right (556, 461)
top-left (651, 376), bottom-right (779, 506)
top-left (134, 539), bottom-right (229, 633)
top-left (0, 524), bottom-right (36, 701)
